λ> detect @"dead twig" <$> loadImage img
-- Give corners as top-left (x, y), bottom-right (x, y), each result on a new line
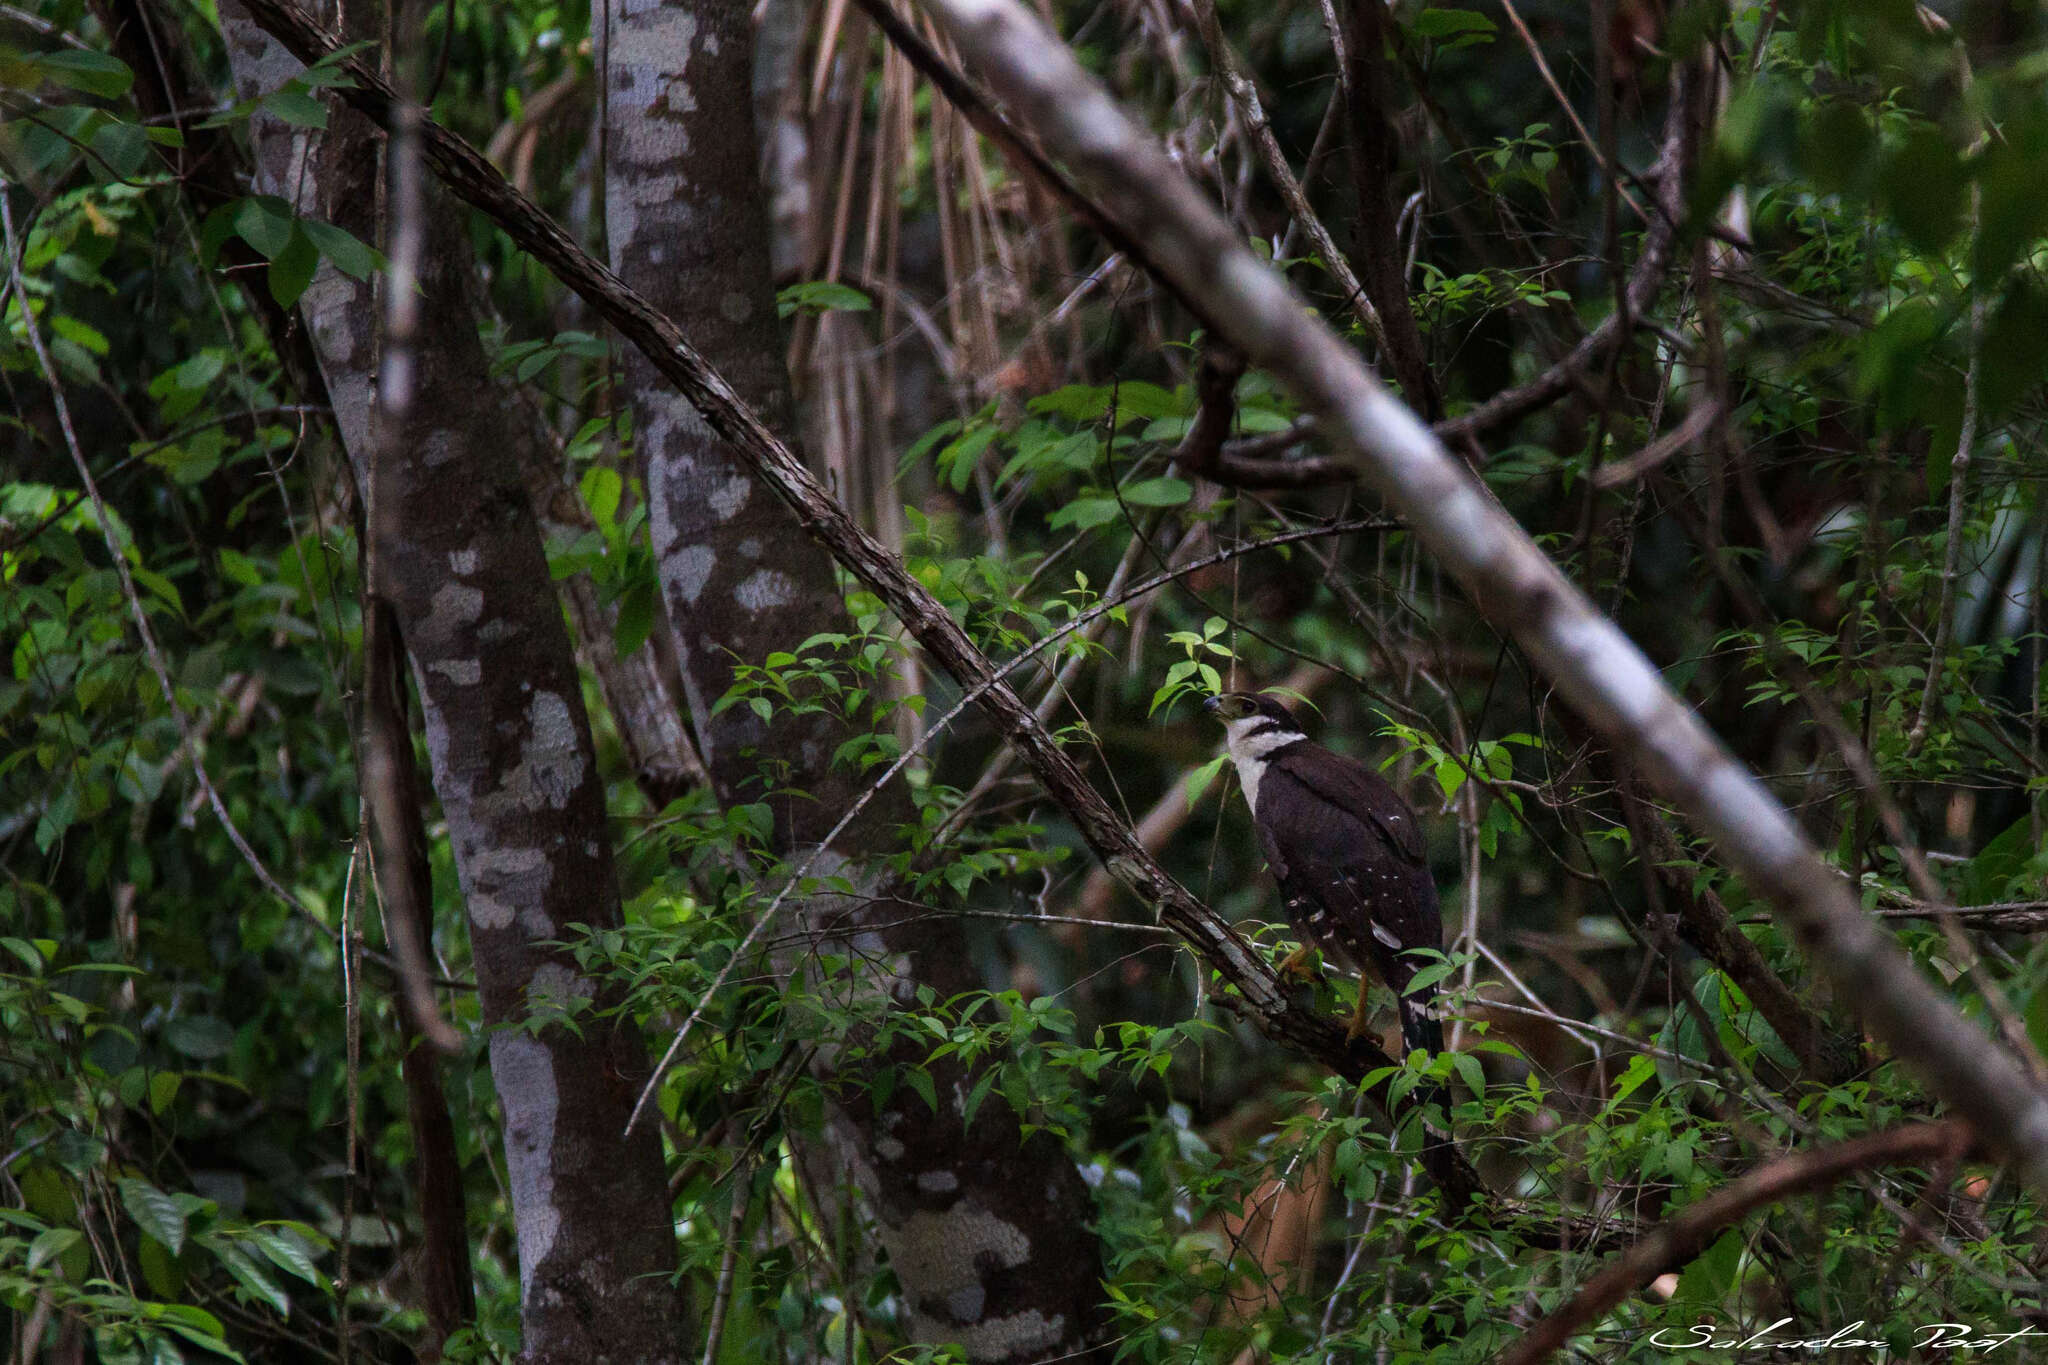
top-left (1908, 291), bottom-right (1984, 757)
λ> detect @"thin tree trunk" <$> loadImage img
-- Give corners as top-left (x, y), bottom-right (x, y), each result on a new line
top-left (216, 6), bottom-right (692, 1356)
top-left (363, 600), bottom-right (473, 1353)
top-left (597, 5), bottom-right (1111, 1359)
top-left (1341, 0), bottom-right (1438, 418)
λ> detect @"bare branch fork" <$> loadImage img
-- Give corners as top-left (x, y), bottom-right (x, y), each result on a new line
top-left (225, 0), bottom-right (1501, 1211)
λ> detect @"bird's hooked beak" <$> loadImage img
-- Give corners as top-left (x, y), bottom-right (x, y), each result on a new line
top-left (1202, 695), bottom-right (1223, 719)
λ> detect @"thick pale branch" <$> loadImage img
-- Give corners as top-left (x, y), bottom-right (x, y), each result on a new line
top-left (902, 0), bottom-right (2048, 1194)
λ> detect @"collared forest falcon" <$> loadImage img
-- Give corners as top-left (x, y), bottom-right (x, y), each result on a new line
top-left (1205, 692), bottom-right (1444, 1058)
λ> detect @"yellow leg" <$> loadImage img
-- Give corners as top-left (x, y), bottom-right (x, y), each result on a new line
top-left (1344, 976), bottom-right (1374, 1042)
top-left (1277, 944), bottom-right (1317, 981)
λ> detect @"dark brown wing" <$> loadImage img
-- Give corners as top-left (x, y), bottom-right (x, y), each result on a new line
top-left (1255, 746), bottom-right (1441, 1053)
top-left (1279, 741), bottom-right (1427, 863)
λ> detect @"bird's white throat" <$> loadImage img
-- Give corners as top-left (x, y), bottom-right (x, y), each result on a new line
top-left (1222, 719), bottom-right (1302, 813)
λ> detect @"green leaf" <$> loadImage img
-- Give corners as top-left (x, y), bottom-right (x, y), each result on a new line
top-left (199, 202), bottom-right (240, 266)
top-left (1409, 8), bottom-right (1496, 38)
top-left (939, 426), bottom-right (999, 494)
top-left (149, 1071), bottom-right (182, 1114)
top-left (249, 1225), bottom-right (327, 1287)
top-left (213, 1241), bottom-right (291, 1316)
top-left (154, 1309), bottom-right (248, 1363)
top-left (139, 1232), bottom-right (187, 1299)
top-left (1184, 753), bottom-right (1229, 807)
top-left (1673, 1228), bottom-right (1743, 1304)
top-left (1606, 1052), bottom-right (1657, 1110)
top-left (1451, 1051), bottom-right (1486, 1102)
top-left (1879, 124), bottom-right (1963, 254)
top-left (260, 84), bottom-right (329, 130)
top-left (267, 225), bottom-right (319, 307)
top-left (118, 1178), bottom-right (189, 1256)
top-left (164, 1015), bottom-right (235, 1060)
top-left (1120, 477), bottom-right (1192, 508)
top-left (232, 196), bottom-right (296, 259)
top-left (580, 465), bottom-right (623, 529)
top-left (775, 280), bottom-right (873, 317)
top-left (130, 564), bottom-right (185, 618)
top-left (36, 49), bottom-right (134, 99)
top-left (614, 578), bottom-right (655, 661)
top-left (302, 219), bottom-right (378, 279)
top-left (1026, 385), bottom-right (1113, 421)
top-left (89, 119), bottom-right (149, 179)
top-left (49, 314), bottom-right (109, 356)
top-left (1108, 382), bottom-right (1184, 419)
top-left (1045, 497), bottom-right (1121, 531)
top-left (26, 1225), bottom-right (80, 1273)
top-left (1962, 817), bottom-right (2033, 905)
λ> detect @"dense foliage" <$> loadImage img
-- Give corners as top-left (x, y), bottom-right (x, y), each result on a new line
top-left (6, 0), bottom-right (2048, 1361)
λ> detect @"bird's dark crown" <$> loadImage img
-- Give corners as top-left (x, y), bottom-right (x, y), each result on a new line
top-left (1203, 691), bottom-right (1302, 729)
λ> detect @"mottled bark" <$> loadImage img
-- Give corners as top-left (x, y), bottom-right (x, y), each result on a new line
top-left (598, 0), bottom-right (845, 834)
top-left (216, 6), bottom-right (690, 1357)
top-left (598, 5), bottom-right (1110, 1359)
top-left (109, 0), bottom-right (471, 1346)
top-left (514, 431), bottom-right (707, 808)
top-left (751, 0), bottom-right (812, 279)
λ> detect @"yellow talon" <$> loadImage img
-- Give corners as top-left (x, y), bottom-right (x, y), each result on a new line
top-left (1277, 945), bottom-right (1317, 981)
top-left (1343, 976), bottom-right (1374, 1042)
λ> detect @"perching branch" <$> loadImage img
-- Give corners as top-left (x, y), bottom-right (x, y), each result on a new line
top-left (1497, 1121), bottom-right (1974, 1365)
top-left (898, 0), bottom-right (2048, 1195)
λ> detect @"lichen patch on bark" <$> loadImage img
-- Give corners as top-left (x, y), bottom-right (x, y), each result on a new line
top-left (491, 1033), bottom-right (561, 1291)
top-left (734, 567), bottom-right (796, 611)
top-left (416, 581), bottom-right (484, 649)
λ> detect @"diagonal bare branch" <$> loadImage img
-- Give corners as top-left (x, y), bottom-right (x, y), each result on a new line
top-left (893, 0), bottom-right (2048, 1195)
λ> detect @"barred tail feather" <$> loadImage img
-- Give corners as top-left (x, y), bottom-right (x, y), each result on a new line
top-left (1399, 989), bottom-right (1444, 1059)
top-left (1400, 991), bottom-right (1449, 1126)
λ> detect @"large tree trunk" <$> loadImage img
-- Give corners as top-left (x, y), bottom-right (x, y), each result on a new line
top-left (598, 4), bottom-right (1110, 1359)
top-left (217, 6), bottom-right (692, 1358)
